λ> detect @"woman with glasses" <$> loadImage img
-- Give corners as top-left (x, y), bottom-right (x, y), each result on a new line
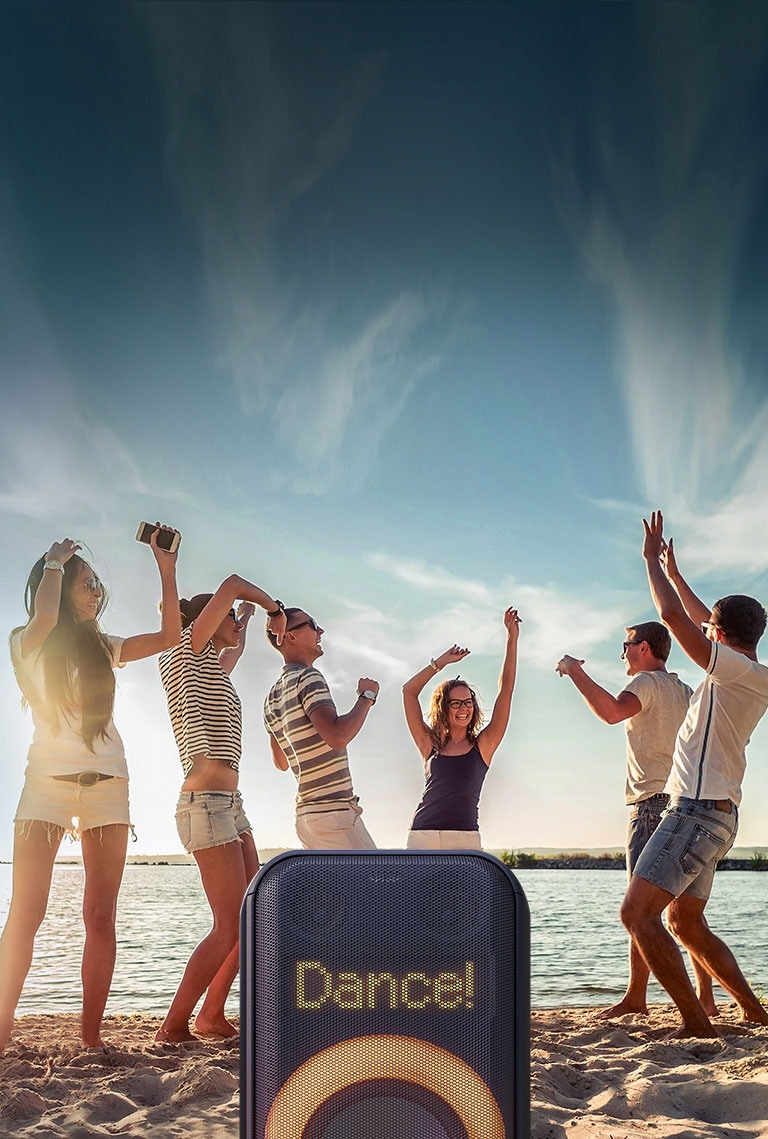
top-left (402, 607), bottom-right (521, 850)
top-left (1, 528), bottom-right (180, 1054)
top-left (156, 576), bottom-right (286, 1042)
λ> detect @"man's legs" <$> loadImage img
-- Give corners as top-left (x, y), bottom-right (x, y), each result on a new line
top-left (620, 876), bottom-right (716, 1036)
top-left (667, 894), bottom-right (768, 1025)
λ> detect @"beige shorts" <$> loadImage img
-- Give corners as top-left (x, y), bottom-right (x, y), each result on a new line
top-left (406, 829), bottom-right (482, 850)
top-left (296, 801), bottom-right (376, 850)
top-left (15, 769), bottom-right (131, 839)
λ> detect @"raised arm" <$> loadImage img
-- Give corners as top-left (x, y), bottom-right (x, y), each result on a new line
top-left (20, 539), bottom-right (81, 656)
top-left (121, 526), bottom-right (182, 662)
top-left (477, 608), bottom-right (521, 763)
top-left (402, 645), bottom-right (470, 759)
top-left (309, 678), bottom-right (380, 750)
top-left (190, 574), bottom-right (286, 653)
top-left (661, 537), bottom-right (710, 627)
top-left (643, 511), bottom-right (712, 669)
top-left (555, 655), bottom-right (641, 723)
top-left (220, 602), bottom-right (254, 676)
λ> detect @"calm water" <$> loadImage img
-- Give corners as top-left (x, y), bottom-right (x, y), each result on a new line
top-left (1, 865), bottom-right (767, 1015)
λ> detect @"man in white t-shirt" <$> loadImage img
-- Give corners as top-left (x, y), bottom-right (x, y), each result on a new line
top-left (556, 621), bottom-right (706, 1019)
top-left (620, 511), bottom-right (768, 1037)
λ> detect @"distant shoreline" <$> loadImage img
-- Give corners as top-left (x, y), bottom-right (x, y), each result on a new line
top-left (3, 847), bottom-right (767, 870)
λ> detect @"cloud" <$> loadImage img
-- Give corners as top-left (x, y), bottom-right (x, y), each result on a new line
top-left (559, 5), bottom-right (768, 574)
top-left (365, 551), bottom-right (628, 672)
top-left (142, 3), bottom-right (450, 494)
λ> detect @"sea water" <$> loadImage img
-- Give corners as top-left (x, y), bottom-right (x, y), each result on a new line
top-left (1, 864), bottom-right (766, 1015)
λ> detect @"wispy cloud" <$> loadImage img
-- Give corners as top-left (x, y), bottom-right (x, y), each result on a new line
top-left (365, 551), bottom-right (628, 672)
top-left (560, 5), bottom-right (768, 575)
top-left (142, 3), bottom-right (449, 493)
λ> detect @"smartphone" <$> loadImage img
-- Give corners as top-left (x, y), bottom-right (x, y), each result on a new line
top-left (135, 522), bottom-right (181, 553)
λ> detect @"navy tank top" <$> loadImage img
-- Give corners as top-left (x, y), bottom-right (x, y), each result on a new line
top-left (410, 744), bottom-right (489, 832)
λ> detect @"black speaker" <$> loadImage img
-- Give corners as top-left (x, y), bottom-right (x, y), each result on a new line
top-left (240, 850), bottom-right (529, 1139)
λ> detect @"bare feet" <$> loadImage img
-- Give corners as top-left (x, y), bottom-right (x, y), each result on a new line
top-left (597, 998), bottom-right (648, 1020)
top-left (155, 1023), bottom-right (197, 1044)
top-left (194, 1014), bottom-right (238, 1039)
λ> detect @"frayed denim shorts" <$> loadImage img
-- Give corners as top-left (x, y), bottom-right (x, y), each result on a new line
top-left (632, 796), bottom-right (738, 901)
top-left (15, 769), bottom-right (131, 839)
top-left (175, 790), bottom-right (252, 853)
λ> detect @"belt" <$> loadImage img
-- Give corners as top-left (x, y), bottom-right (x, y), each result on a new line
top-left (698, 798), bottom-right (733, 813)
top-left (52, 772), bottom-right (115, 787)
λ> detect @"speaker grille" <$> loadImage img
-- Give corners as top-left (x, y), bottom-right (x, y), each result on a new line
top-left (241, 851), bottom-right (528, 1139)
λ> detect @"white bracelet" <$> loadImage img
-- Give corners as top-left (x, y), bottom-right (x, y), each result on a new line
top-left (429, 658), bottom-right (440, 672)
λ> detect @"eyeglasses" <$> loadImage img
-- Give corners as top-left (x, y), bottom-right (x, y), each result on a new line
top-left (622, 641), bottom-right (640, 652)
top-left (288, 617), bottom-right (319, 633)
top-left (228, 609), bottom-right (242, 624)
top-left (702, 621), bottom-right (719, 635)
top-left (83, 577), bottom-right (103, 594)
top-left (448, 698), bottom-right (474, 709)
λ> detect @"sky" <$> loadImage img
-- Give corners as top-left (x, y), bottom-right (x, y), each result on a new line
top-left (1, 0), bottom-right (768, 861)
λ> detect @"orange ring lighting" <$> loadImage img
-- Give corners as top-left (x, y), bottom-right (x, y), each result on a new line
top-left (264, 1033), bottom-right (504, 1139)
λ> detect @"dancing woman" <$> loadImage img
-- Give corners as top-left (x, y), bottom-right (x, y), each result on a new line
top-left (156, 577), bottom-right (286, 1042)
top-left (0, 528), bottom-right (180, 1053)
top-left (402, 608), bottom-right (520, 849)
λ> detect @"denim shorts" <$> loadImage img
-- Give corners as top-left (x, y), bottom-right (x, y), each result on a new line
top-left (175, 790), bottom-right (252, 853)
top-left (626, 793), bottom-right (669, 877)
top-left (632, 796), bottom-right (738, 901)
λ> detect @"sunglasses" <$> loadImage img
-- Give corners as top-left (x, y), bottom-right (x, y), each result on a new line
top-left (82, 577), bottom-right (103, 594)
top-left (288, 617), bottom-right (319, 633)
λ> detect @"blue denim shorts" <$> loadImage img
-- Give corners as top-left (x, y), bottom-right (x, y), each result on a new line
top-left (626, 793), bottom-right (669, 877)
top-left (632, 797), bottom-right (738, 901)
top-left (175, 790), bottom-right (252, 853)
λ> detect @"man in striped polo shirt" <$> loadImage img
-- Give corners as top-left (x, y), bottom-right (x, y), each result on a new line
top-left (264, 607), bottom-right (378, 848)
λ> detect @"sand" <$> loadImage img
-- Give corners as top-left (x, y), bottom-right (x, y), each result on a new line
top-left (1, 1007), bottom-right (767, 1136)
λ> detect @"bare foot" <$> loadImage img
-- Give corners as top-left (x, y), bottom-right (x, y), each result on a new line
top-left (666, 1022), bottom-right (720, 1040)
top-left (699, 999), bottom-right (719, 1018)
top-left (155, 1024), bottom-right (197, 1043)
top-left (194, 1014), bottom-right (238, 1039)
top-left (597, 998), bottom-right (648, 1020)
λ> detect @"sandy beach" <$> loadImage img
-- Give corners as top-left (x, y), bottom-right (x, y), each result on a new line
top-left (1, 1007), bottom-right (767, 1136)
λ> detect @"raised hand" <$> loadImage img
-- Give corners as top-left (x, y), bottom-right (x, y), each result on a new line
top-left (46, 538), bottom-right (81, 564)
top-left (148, 523), bottom-right (180, 567)
top-left (504, 607), bottom-right (521, 638)
top-left (555, 654), bottom-right (585, 678)
top-left (437, 644), bottom-right (471, 667)
top-left (642, 510), bottom-right (665, 563)
top-left (236, 601), bottom-right (256, 624)
top-left (660, 536), bottom-right (680, 582)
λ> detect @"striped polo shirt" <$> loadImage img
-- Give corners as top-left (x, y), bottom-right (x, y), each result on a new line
top-left (264, 664), bottom-right (355, 810)
top-left (159, 625), bottom-right (242, 775)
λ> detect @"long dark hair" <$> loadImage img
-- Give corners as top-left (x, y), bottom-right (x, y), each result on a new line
top-left (13, 553), bottom-right (116, 751)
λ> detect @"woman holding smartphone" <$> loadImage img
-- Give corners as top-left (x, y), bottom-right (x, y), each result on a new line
top-left (156, 576), bottom-right (286, 1043)
top-left (0, 527), bottom-right (180, 1054)
top-left (402, 608), bottom-right (521, 849)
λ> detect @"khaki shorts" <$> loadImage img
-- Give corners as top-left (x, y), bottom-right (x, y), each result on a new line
top-left (406, 829), bottom-right (482, 850)
top-left (15, 769), bottom-right (131, 839)
top-left (296, 801), bottom-right (376, 850)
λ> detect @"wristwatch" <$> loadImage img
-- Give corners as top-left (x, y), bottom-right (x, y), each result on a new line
top-left (44, 560), bottom-right (65, 574)
top-left (360, 689), bottom-right (377, 704)
top-left (266, 600), bottom-right (285, 618)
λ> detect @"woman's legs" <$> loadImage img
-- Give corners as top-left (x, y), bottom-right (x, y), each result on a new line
top-left (194, 831), bottom-right (260, 1036)
top-left (156, 836), bottom-right (256, 1042)
top-left (0, 821), bottom-right (63, 1054)
top-left (80, 823), bottom-right (129, 1047)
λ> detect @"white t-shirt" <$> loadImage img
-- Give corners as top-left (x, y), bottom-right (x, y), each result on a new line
top-left (666, 642), bottom-right (768, 807)
top-left (622, 670), bottom-right (692, 804)
top-left (10, 628), bottom-right (127, 778)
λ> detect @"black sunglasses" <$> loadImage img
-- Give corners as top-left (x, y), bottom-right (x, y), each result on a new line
top-left (288, 617), bottom-right (319, 633)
